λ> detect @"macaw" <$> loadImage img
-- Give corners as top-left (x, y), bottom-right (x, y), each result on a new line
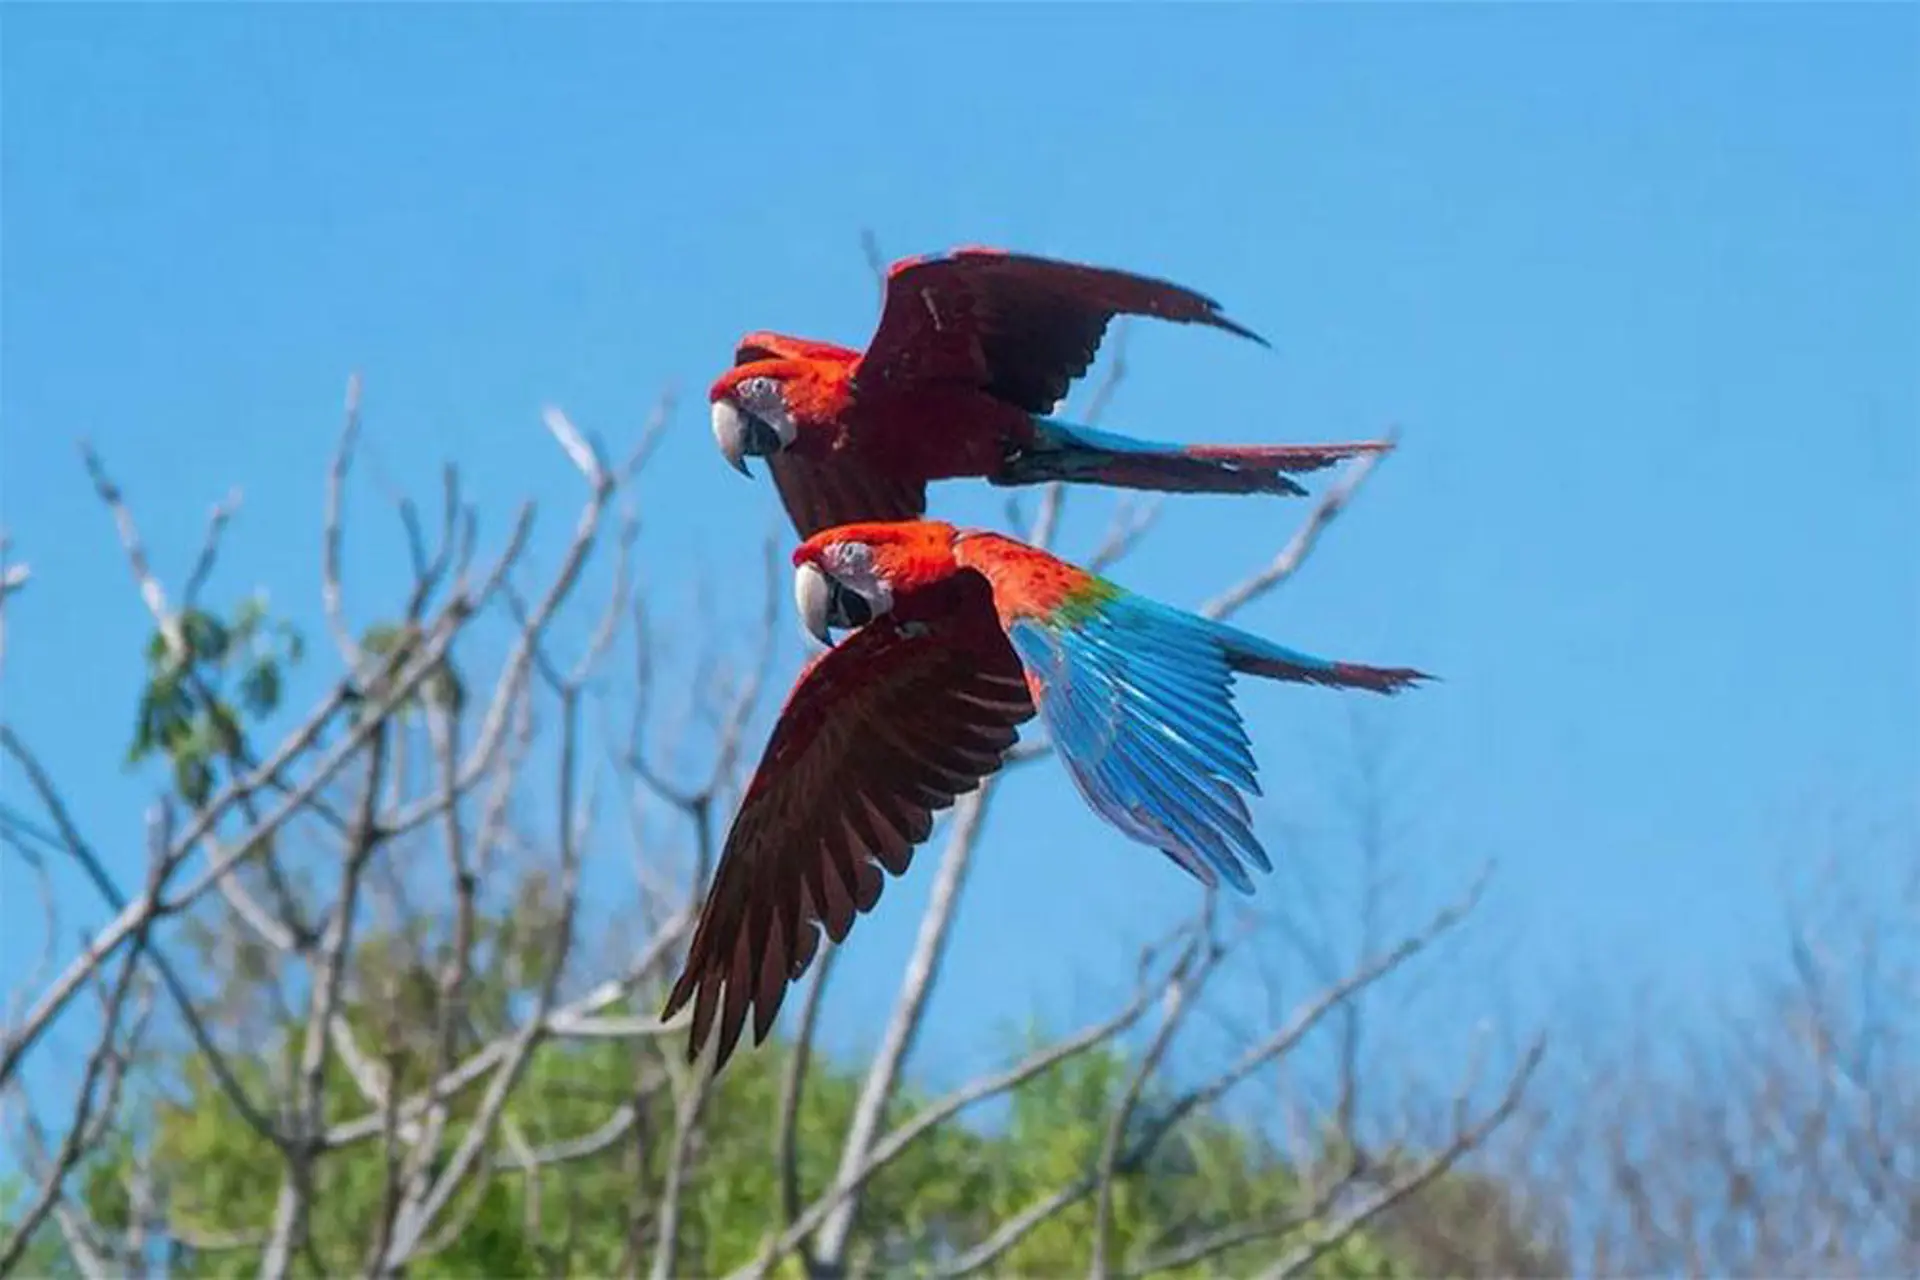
top-left (708, 246), bottom-right (1395, 537)
top-left (661, 519), bottom-right (1431, 1067)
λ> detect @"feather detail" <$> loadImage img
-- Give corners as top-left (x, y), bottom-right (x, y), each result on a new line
top-left (949, 526), bottom-right (1432, 891)
top-left (855, 247), bottom-right (1267, 413)
top-left (660, 572), bottom-right (1033, 1069)
top-left (998, 418), bottom-right (1396, 498)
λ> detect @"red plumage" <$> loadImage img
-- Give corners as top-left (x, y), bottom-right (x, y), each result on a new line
top-left (661, 520), bottom-right (1430, 1069)
top-left (658, 565), bottom-right (1033, 1069)
top-left (709, 247), bottom-right (1393, 537)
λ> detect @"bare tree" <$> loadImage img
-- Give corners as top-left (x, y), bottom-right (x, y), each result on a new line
top-left (0, 243), bottom-right (1543, 1278)
top-left (1458, 819), bottom-right (1920, 1278)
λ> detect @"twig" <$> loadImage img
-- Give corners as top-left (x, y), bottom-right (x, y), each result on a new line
top-left (0, 730), bottom-right (280, 1140)
top-left (1089, 894), bottom-right (1220, 1277)
top-left (383, 401), bottom-right (622, 836)
top-left (0, 531), bottom-right (28, 679)
top-left (324, 923), bottom-right (691, 1150)
top-left (1086, 497), bottom-right (1161, 574)
top-left (1202, 428), bottom-right (1399, 622)
top-left (542, 406), bottom-right (611, 494)
top-left (935, 868), bottom-right (1492, 1277)
top-left (1252, 1038), bottom-right (1547, 1280)
top-left (618, 389), bottom-right (677, 487)
top-left (378, 689), bottom-right (588, 1268)
top-left (735, 931), bottom-right (1178, 1280)
top-left (322, 372), bottom-right (365, 666)
top-left (809, 785), bottom-right (995, 1268)
top-left (78, 440), bottom-right (182, 657)
top-left (492, 1103), bottom-right (644, 1173)
top-left (650, 1044), bottom-right (720, 1280)
top-left (779, 942), bottom-right (839, 1234)
top-left (860, 227), bottom-right (888, 299)
top-left (0, 808), bottom-right (169, 1275)
top-left (261, 727), bottom-right (391, 1280)
top-left (4, 516), bottom-right (522, 1100)
top-left (180, 487), bottom-right (244, 609)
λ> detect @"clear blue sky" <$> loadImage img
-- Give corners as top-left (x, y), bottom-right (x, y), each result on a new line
top-left (3, 6), bottom-right (1915, 1090)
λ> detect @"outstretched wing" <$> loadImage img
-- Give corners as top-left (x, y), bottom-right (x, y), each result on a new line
top-left (661, 573), bottom-right (1034, 1069)
top-left (854, 246), bottom-right (1269, 414)
top-left (768, 451), bottom-right (927, 540)
top-left (1005, 591), bottom-right (1275, 895)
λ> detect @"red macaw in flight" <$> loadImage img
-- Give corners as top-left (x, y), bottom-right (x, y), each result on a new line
top-left (708, 247), bottom-right (1395, 537)
top-left (661, 519), bottom-right (1431, 1067)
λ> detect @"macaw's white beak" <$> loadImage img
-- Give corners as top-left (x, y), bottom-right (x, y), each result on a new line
top-left (794, 562), bottom-right (834, 648)
top-left (710, 400), bottom-right (754, 477)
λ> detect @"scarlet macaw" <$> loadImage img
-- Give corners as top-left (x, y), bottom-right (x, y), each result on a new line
top-left (661, 519), bottom-right (1431, 1067)
top-left (708, 247), bottom-right (1395, 537)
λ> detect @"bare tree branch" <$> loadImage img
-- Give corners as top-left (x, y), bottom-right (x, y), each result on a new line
top-left (1202, 428), bottom-right (1399, 622)
top-left (323, 372), bottom-right (366, 667)
top-left (0, 530), bottom-right (28, 680)
top-left (936, 868), bottom-right (1494, 1277)
top-left (180, 487), bottom-right (244, 610)
top-left (261, 728), bottom-right (391, 1280)
top-left (778, 942), bottom-right (839, 1236)
top-left (0, 811), bottom-right (167, 1275)
top-left (1253, 1039), bottom-right (1547, 1280)
top-left (735, 922), bottom-right (1195, 1280)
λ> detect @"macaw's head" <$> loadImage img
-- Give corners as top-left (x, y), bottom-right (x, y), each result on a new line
top-left (708, 361), bottom-right (804, 478)
top-left (709, 333), bottom-right (859, 477)
top-left (790, 520), bottom-right (961, 646)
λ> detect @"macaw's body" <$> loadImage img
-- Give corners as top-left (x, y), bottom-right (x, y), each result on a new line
top-left (709, 247), bottom-right (1395, 537)
top-left (661, 519), bottom-right (1432, 1068)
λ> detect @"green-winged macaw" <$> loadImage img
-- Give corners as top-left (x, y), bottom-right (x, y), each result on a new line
top-left (708, 247), bottom-right (1394, 537)
top-left (662, 518), bottom-right (1431, 1067)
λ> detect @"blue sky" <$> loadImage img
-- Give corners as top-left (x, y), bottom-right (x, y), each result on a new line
top-left (3, 5), bottom-right (1916, 1096)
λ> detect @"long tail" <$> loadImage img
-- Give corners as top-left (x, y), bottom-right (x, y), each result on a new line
top-left (998, 417), bottom-right (1394, 498)
top-left (1203, 610), bottom-right (1434, 694)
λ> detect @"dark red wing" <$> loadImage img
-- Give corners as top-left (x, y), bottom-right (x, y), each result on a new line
top-left (853, 247), bottom-right (1270, 414)
top-left (660, 573), bottom-right (1035, 1069)
top-left (768, 450), bottom-right (927, 539)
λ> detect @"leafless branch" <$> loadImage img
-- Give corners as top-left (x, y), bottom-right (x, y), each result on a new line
top-left (1252, 1039), bottom-right (1547, 1280)
top-left (323, 372), bottom-right (365, 666)
top-left (736, 920), bottom-right (1196, 1280)
top-left (0, 729), bottom-right (279, 1141)
top-left (0, 807), bottom-right (167, 1275)
top-left (0, 531), bottom-right (28, 679)
top-left (778, 941), bottom-right (838, 1235)
top-left (260, 729), bottom-right (390, 1280)
top-left (181, 487), bottom-right (244, 610)
top-left (937, 868), bottom-right (1495, 1277)
top-left (1090, 893), bottom-right (1222, 1277)
top-left (78, 440), bottom-right (186, 660)
top-left (808, 785), bottom-right (994, 1268)
top-left (1202, 427), bottom-right (1399, 622)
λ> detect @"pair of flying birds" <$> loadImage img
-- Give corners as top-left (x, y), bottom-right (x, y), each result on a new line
top-left (664, 247), bottom-right (1430, 1068)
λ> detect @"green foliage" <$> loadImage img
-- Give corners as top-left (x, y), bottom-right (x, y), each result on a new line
top-left (356, 621), bottom-right (463, 721)
top-left (0, 1173), bottom-right (80, 1277)
top-left (126, 593), bottom-right (303, 807)
top-left (59, 947), bottom-right (1421, 1278)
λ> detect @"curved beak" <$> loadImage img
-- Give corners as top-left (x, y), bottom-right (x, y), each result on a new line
top-left (710, 400), bottom-right (754, 477)
top-left (793, 562), bottom-right (834, 648)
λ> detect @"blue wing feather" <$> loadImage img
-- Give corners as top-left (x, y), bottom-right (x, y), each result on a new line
top-left (1008, 592), bottom-right (1279, 894)
top-left (1013, 623), bottom-right (1243, 889)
